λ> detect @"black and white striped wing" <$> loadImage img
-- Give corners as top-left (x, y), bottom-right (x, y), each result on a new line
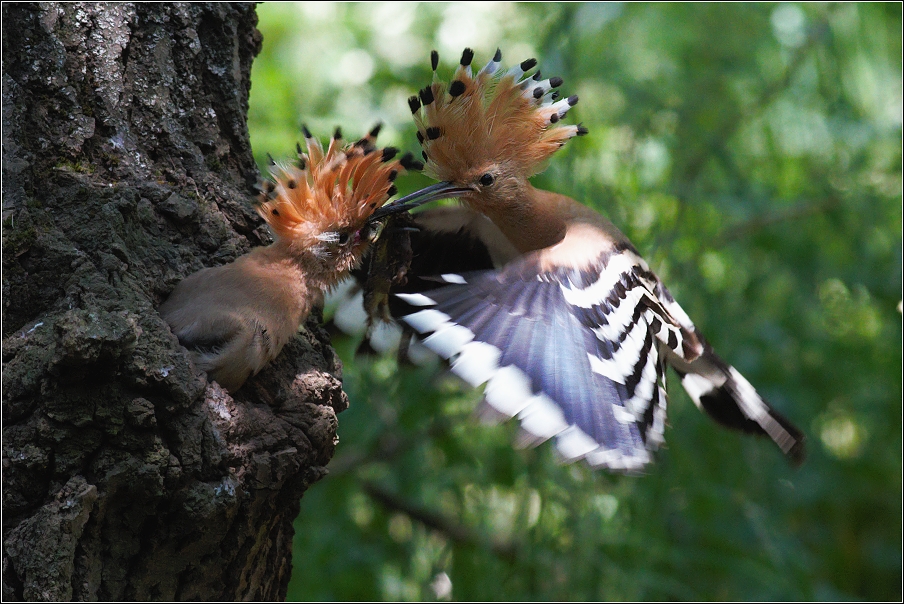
top-left (562, 249), bottom-right (806, 463)
top-left (396, 250), bottom-right (694, 473)
top-left (652, 282), bottom-right (807, 463)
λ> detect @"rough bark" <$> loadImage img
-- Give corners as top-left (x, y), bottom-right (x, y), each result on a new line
top-left (2, 3), bottom-right (348, 600)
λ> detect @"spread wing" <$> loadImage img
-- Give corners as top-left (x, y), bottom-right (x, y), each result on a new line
top-left (396, 247), bottom-right (698, 473)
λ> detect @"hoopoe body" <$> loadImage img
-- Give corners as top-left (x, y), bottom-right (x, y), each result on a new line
top-left (161, 126), bottom-right (422, 392)
top-left (394, 49), bottom-right (805, 472)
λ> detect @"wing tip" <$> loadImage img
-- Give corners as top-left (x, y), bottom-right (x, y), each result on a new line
top-left (680, 365), bottom-right (807, 466)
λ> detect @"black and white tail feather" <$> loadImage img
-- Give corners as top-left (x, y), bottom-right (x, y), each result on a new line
top-left (396, 244), bottom-right (806, 474)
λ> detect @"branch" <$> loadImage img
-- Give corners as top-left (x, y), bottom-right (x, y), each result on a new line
top-left (715, 194), bottom-right (841, 244)
top-left (361, 481), bottom-right (518, 560)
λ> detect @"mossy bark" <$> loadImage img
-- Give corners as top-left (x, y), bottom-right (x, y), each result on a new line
top-left (2, 3), bottom-right (347, 600)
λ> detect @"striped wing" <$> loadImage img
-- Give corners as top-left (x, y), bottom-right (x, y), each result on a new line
top-left (653, 282), bottom-right (807, 463)
top-left (397, 249), bottom-right (696, 473)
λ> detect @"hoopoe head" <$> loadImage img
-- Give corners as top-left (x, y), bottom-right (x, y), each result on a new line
top-left (407, 48), bottom-right (587, 209)
top-left (257, 125), bottom-right (423, 279)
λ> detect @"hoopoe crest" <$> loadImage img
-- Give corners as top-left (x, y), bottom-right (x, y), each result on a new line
top-left (409, 48), bottom-right (586, 185)
top-left (257, 125), bottom-right (417, 278)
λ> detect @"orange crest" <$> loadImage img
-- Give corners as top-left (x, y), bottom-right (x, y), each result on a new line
top-left (257, 126), bottom-right (411, 245)
top-left (410, 48), bottom-right (586, 181)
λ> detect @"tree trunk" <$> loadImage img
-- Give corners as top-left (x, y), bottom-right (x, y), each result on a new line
top-left (2, 3), bottom-right (347, 600)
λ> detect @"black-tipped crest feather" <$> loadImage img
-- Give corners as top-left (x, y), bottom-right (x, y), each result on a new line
top-left (409, 47), bottom-right (585, 181)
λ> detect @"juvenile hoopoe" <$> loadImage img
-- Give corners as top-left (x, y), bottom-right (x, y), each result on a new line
top-left (393, 48), bottom-right (805, 473)
top-left (160, 126), bottom-right (427, 392)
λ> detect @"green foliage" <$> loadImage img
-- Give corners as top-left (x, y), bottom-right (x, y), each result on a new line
top-left (249, 3), bottom-right (902, 601)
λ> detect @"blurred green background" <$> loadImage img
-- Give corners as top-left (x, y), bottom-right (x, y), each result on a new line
top-left (248, 3), bottom-right (902, 601)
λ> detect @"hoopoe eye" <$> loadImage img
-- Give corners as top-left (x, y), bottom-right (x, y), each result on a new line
top-left (479, 172), bottom-right (495, 187)
top-left (337, 232), bottom-right (350, 245)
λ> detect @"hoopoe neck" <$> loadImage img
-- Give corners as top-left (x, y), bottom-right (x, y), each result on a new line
top-left (468, 182), bottom-right (629, 272)
top-left (470, 183), bottom-right (585, 254)
top-left (242, 243), bottom-right (331, 320)
top-left (463, 181), bottom-right (623, 253)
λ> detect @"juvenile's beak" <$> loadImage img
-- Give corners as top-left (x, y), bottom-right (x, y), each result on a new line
top-left (369, 181), bottom-right (475, 222)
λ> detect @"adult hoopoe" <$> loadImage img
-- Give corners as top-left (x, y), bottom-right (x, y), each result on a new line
top-left (160, 126), bottom-right (429, 392)
top-left (394, 48), bottom-right (806, 473)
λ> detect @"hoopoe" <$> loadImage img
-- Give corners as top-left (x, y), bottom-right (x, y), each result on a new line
top-left (392, 48), bottom-right (806, 473)
top-left (160, 125), bottom-right (429, 392)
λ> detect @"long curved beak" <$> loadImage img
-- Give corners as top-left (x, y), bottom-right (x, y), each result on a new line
top-left (369, 181), bottom-right (475, 222)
